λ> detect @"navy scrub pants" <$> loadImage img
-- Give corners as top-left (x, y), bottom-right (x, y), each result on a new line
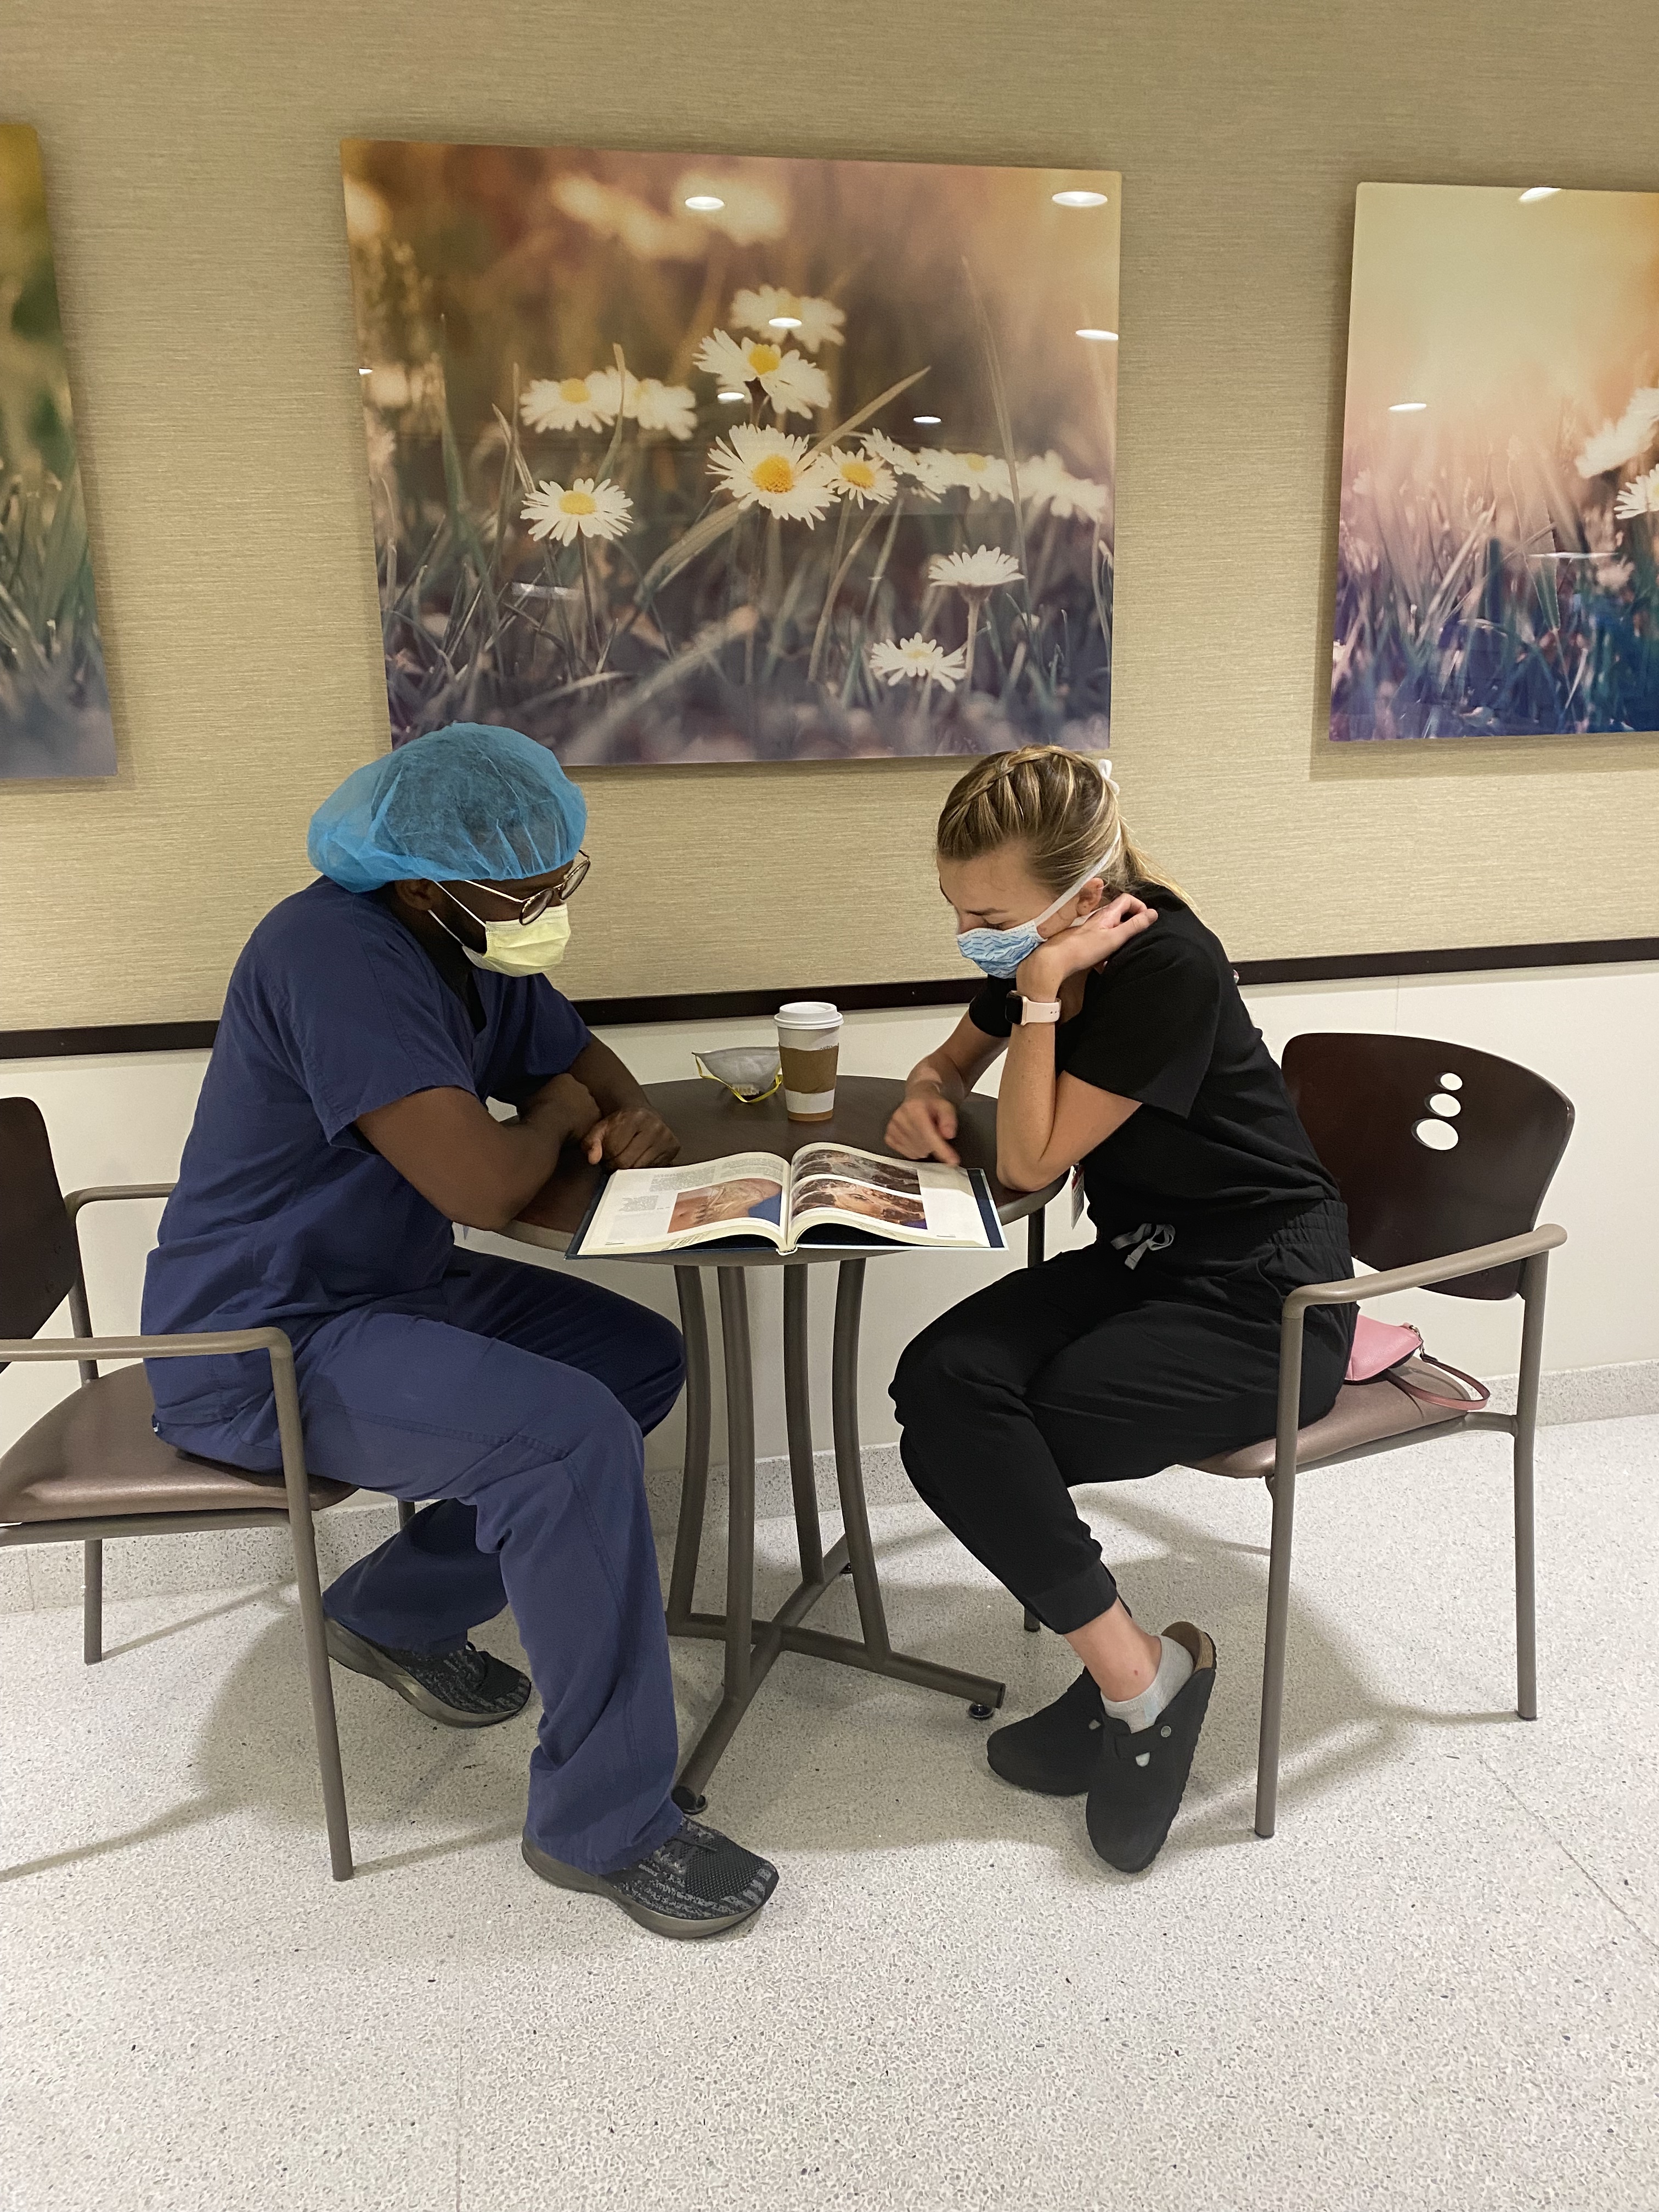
top-left (891, 1199), bottom-right (1356, 1634)
top-left (160, 1251), bottom-right (686, 1877)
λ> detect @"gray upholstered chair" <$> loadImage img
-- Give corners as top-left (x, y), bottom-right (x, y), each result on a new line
top-left (0, 1097), bottom-right (356, 1879)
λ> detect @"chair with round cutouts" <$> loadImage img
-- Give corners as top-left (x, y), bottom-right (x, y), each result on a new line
top-left (1199, 1032), bottom-right (1573, 1839)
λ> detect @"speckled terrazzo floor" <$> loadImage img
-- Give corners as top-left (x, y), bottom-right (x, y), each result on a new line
top-left (3, 1415), bottom-right (1656, 2211)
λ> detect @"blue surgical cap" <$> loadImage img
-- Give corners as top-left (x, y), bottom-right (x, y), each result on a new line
top-left (307, 724), bottom-right (588, 893)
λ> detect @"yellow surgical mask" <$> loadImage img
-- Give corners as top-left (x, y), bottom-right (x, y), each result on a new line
top-left (437, 891), bottom-right (572, 976)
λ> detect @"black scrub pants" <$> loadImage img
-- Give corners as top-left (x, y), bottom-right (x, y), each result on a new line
top-left (890, 1198), bottom-right (1356, 1633)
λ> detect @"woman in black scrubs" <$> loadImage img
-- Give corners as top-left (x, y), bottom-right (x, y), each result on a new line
top-left (887, 745), bottom-right (1354, 1872)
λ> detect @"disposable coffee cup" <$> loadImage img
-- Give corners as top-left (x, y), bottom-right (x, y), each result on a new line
top-left (775, 1000), bottom-right (842, 1124)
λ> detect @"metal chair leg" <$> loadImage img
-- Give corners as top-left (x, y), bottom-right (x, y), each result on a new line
top-left (267, 1338), bottom-right (353, 1880)
top-left (290, 1511), bottom-right (353, 1881)
top-left (397, 1500), bottom-right (415, 1532)
top-left (1022, 1607), bottom-right (1040, 1634)
top-left (1513, 1253), bottom-right (1548, 1721)
top-left (1255, 1464), bottom-right (1297, 1840)
top-left (82, 1538), bottom-right (103, 1665)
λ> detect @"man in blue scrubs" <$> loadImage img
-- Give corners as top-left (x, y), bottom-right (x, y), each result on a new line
top-left (142, 723), bottom-right (777, 1939)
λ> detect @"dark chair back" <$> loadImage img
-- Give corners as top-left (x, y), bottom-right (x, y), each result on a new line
top-left (1282, 1034), bottom-right (1573, 1299)
top-left (0, 1098), bottom-right (80, 1361)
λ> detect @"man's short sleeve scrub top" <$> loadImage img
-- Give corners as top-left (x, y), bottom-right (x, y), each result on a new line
top-left (141, 878), bottom-right (589, 1425)
top-left (969, 884), bottom-right (1339, 1264)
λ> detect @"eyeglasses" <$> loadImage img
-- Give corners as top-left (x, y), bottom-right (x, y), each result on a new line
top-left (459, 851), bottom-right (590, 924)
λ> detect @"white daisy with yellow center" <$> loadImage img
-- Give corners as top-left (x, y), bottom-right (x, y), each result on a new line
top-left (695, 329), bottom-right (831, 420)
top-left (927, 546), bottom-right (1023, 592)
top-left (520, 476), bottom-right (634, 545)
top-left (730, 285), bottom-right (847, 355)
top-left (706, 424), bottom-right (836, 522)
top-left (950, 451), bottom-right (1014, 501)
top-left (825, 445), bottom-right (897, 508)
top-left (867, 634), bottom-right (969, 692)
top-left (520, 375), bottom-right (615, 435)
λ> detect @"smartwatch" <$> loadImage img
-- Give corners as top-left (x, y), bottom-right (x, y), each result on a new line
top-left (1007, 994), bottom-right (1063, 1025)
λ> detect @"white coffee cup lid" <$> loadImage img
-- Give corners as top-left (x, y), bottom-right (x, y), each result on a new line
top-left (776, 1000), bottom-right (841, 1025)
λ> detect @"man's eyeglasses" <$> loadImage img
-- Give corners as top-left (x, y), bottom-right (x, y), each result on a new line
top-left (460, 851), bottom-right (590, 924)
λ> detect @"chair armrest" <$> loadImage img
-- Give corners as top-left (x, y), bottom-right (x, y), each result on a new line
top-left (64, 1182), bottom-right (176, 1222)
top-left (1282, 1224), bottom-right (1566, 1318)
top-left (59, 1183), bottom-right (179, 1364)
top-left (0, 1326), bottom-right (291, 1363)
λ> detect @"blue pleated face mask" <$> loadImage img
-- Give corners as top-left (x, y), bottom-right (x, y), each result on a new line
top-left (954, 837), bottom-right (1122, 978)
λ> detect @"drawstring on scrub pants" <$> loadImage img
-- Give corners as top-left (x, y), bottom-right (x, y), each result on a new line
top-left (1110, 1222), bottom-right (1175, 1271)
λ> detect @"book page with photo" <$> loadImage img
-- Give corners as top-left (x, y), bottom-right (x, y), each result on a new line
top-left (577, 1152), bottom-right (791, 1254)
top-left (787, 1145), bottom-right (998, 1248)
top-left (569, 1144), bottom-right (1005, 1258)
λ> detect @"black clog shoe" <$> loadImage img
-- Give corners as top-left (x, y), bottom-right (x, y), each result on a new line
top-left (1085, 1621), bottom-right (1216, 1873)
top-left (986, 1667), bottom-right (1105, 1796)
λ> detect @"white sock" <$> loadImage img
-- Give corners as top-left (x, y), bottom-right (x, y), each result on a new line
top-left (1099, 1634), bottom-right (1194, 1735)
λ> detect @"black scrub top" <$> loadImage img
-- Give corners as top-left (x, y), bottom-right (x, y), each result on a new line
top-left (969, 885), bottom-right (1339, 1266)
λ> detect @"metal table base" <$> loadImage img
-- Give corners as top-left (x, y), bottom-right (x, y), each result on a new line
top-left (665, 1255), bottom-right (1007, 1810)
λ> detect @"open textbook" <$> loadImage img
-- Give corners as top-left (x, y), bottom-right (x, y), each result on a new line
top-left (568, 1143), bottom-right (1007, 1258)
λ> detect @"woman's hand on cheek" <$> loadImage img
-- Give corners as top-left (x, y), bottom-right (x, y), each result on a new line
top-left (1016, 894), bottom-right (1155, 996)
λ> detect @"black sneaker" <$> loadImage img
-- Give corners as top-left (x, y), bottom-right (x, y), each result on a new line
top-left (986, 1667), bottom-right (1105, 1796)
top-left (325, 1617), bottom-right (532, 1729)
top-left (1085, 1622), bottom-right (1216, 1873)
top-left (522, 1818), bottom-right (778, 1939)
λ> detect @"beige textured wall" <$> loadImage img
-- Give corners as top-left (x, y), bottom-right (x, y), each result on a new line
top-left (3, 0), bottom-right (1657, 1030)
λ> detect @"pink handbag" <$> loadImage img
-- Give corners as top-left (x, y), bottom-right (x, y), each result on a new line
top-left (1346, 1315), bottom-right (1491, 1414)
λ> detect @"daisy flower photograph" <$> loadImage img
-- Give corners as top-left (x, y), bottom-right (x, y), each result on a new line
top-left (341, 142), bottom-right (1119, 763)
top-left (1333, 183), bottom-right (1659, 741)
top-left (0, 125), bottom-right (115, 779)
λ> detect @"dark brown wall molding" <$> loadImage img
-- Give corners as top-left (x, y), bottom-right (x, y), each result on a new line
top-left (3, 938), bottom-right (1655, 1060)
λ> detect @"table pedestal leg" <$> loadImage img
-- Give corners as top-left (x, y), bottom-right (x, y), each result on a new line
top-left (783, 1265), bottom-right (825, 1583)
top-left (671, 1255), bottom-right (1006, 1810)
top-left (665, 1267), bottom-right (711, 1632)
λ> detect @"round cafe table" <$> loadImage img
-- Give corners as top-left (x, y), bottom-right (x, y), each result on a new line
top-left (504, 1075), bottom-right (1062, 1813)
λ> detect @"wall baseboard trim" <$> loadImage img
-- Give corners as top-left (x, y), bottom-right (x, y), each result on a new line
top-left (4, 936), bottom-right (1656, 1060)
top-left (3, 1361), bottom-right (1653, 1616)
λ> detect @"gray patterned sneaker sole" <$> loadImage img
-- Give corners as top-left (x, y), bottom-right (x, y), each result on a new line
top-left (324, 1618), bottom-right (529, 1730)
top-left (521, 1833), bottom-right (774, 1940)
